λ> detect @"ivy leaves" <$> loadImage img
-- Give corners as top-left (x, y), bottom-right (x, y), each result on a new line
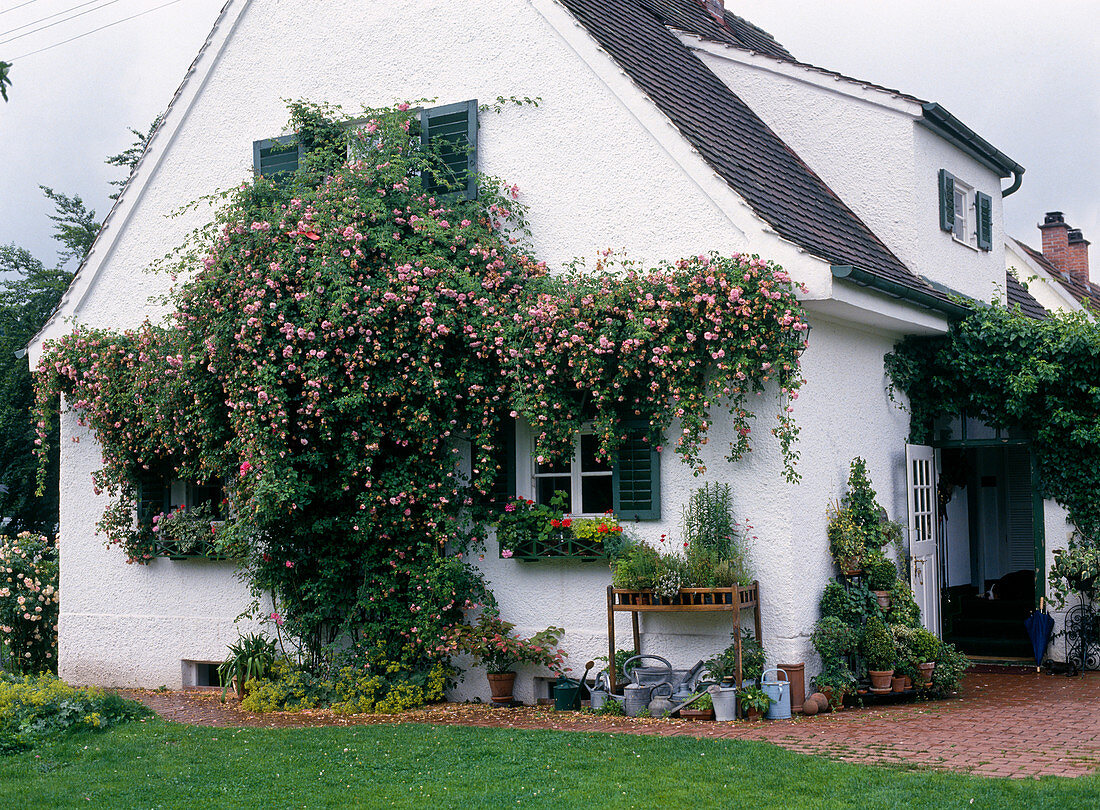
top-left (887, 303), bottom-right (1100, 542)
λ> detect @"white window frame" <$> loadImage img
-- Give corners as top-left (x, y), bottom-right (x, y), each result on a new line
top-left (519, 424), bottom-right (613, 517)
top-left (950, 177), bottom-right (977, 249)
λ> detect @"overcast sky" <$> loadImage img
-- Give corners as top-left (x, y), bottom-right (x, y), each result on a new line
top-left (1, 0), bottom-right (1097, 278)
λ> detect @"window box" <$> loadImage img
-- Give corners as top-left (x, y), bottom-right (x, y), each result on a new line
top-left (500, 529), bottom-right (610, 562)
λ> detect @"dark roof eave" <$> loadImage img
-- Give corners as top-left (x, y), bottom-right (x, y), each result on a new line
top-left (919, 103), bottom-right (1024, 194)
top-left (831, 264), bottom-right (970, 320)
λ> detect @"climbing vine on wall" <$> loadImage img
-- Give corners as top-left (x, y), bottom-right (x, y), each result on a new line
top-left (33, 101), bottom-right (807, 671)
top-left (886, 302), bottom-right (1100, 543)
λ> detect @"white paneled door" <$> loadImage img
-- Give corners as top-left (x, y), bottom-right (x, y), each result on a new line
top-left (906, 444), bottom-right (940, 636)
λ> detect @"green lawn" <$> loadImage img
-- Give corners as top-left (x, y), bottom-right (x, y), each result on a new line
top-left (0, 719), bottom-right (1095, 809)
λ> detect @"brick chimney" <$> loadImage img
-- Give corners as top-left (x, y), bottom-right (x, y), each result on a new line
top-left (702, 0), bottom-right (725, 21)
top-left (1066, 229), bottom-right (1091, 287)
top-left (1039, 211), bottom-right (1091, 286)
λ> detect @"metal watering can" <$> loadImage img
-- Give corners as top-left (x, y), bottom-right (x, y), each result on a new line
top-left (620, 654), bottom-right (673, 716)
top-left (762, 667), bottom-right (791, 720)
top-left (589, 670), bottom-right (612, 711)
top-left (648, 659), bottom-right (706, 717)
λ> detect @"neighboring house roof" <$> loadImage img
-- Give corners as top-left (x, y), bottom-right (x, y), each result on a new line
top-left (638, 0), bottom-right (793, 59)
top-left (1005, 271), bottom-right (1048, 320)
top-left (560, 0), bottom-right (954, 309)
top-left (1014, 239), bottom-right (1100, 310)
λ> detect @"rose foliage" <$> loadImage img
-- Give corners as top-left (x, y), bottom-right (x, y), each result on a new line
top-left (0, 532), bottom-right (58, 675)
top-left (33, 102), bottom-right (807, 673)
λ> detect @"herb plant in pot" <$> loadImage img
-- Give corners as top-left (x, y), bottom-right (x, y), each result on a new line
top-left (455, 610), bottom-right (566, 704)
top-left (865, 555), bottom-right (898, 610)
top-left (909, 626), bottom-right (940, 686)
top-left (739, 686), bottom-right (772, 721)
top-left (861, 616), bottom-right (895, 693)
top-left (827, 503), bottom-right (866, 576)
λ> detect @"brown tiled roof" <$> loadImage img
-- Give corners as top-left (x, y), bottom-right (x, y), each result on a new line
top-left (560, 0), bottom-right (953, 309)
top-left (1005, 271), bottom-right (1048, 320)
top-left (1015, 240), bottom-right (1100, 309)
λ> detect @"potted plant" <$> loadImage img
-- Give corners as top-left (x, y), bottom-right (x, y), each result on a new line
top-left (861, 616), bottom-right (895, 693)
top-left (453, 609), bottom-right (566, 704)
top-left (813, 667), bottom-right (856, 711)
top-left (739, 686), bottom-right (772, 721)
top-left (909, 626), bottom-right (940, 686)
top-left (827, 503), bottom-right (866, 575)
top-left (1049, 544), bottom-right (1100, 607)
top-left (679, 691), bottom-right (714, 721)
top-left (865, 555), bottom-right (898, 610)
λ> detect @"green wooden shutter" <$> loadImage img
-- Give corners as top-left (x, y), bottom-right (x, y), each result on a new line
top-left (420, 99), bottom-right (478, 200)
top-left (975, 191), bottom-right (993, 251)
top-left (938, 169), bottom-right (955, 232)
top-left (253, 134), bottom-right (301, 179)
top-left (136, 470), bottom-right (169, 527)
top-left (487, 416), bottom-right (516, 506)
top-left (612, 431), bottom-right (661, 521)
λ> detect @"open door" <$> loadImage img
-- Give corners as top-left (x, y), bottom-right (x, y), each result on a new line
top-left (906, 444), bottom-right (940, 636)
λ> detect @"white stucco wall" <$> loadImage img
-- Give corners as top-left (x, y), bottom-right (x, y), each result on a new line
top-left (41, 0), bottom-right (944, 692)
top-left (458, 312), bottom-right (913, 702)
top-left (690, 44), bottom-right (1009, 306)
top-left (42, 0), bottom-right (833, 689)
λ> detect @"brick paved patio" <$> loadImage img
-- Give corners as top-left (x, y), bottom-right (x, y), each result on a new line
top-left (129, 667), bottom-right (1100, 779)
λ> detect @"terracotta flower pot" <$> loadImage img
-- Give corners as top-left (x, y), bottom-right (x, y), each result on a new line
top-left (487, 671), bottom-right (516, 704)
top-left (891, 676), bottom-right (905, 693)
top-left (868, 670), bottom-right (894, 693)
top-left (746, 708), bottom-right (763, 722)
top-left (918, 661), bottom-right (935, 686)
top-left (902, 675), bottom-right (912, 690)
top-left (873, 590), bottom-right (893, 610)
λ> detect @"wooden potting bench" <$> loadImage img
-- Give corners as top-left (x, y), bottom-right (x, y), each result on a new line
top-left (606, 582), bottom-right (762, 693)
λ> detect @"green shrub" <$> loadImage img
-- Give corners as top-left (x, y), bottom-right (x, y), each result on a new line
top-left (891, 626), bottom-right (922, 683)
top-left (242, 646), bottom-right (450, 715)
top-left (909, 627), bottom-right (940, 663)
top-left (931, 641), bottom-right (969, 696)
top-left (819, 580), bottom-right (878, 625)
top-left (705, 630), bottom-right (765, 683)
top-left (812, 616), bottom-right (857, 665)
top-left (865, 555), bottom-right (898, 591)
top-left (0, 532), bottom-right (58, 674)
top-left (0, 673), bottom-right (151, 753)
top-left (887, 581), bottom-right (921, 628)
top-left (860, 617), bottom-right (894, 671)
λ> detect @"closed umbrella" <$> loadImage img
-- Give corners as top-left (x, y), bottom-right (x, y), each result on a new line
top-left (1024, 598), bottom-right (1055, 671)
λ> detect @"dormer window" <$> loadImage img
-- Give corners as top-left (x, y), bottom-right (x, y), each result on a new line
top-left (939, 169), bottom-right (993, 251)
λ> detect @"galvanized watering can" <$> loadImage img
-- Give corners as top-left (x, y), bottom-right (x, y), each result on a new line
top-left (620, 654), bottom-right (673, 716)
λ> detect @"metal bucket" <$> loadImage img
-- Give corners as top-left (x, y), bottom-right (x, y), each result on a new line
top-left (631, 667), bottom-right (687, 686)
top-left (622, 683), bottom-right (653, 716)
top-left (762, 668), bottom-right (791, 720)
top-left (708, 685), bottom-right (737, 721)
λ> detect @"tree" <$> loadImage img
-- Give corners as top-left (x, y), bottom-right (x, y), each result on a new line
top-left (0, 61), bottom-right (10, 102)
top-left (0, 118), bottom-right (154, 535)
top-left (0, 246), bottom-right (72, 536)
top-left (105, 117), bottom-right (161, 200)
top-left (39, 187), bottom-right (99, 269)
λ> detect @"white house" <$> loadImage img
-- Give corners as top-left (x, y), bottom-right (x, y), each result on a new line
top-left (30, 0), bottom-right (1066, 700)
